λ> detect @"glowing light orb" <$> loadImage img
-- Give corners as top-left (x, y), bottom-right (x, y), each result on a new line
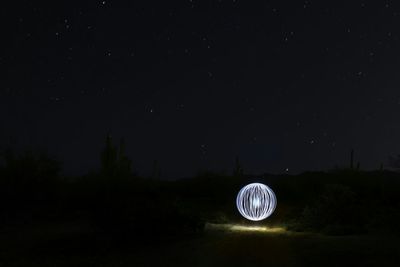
top-left (236, 183), bottom-right (277, 221)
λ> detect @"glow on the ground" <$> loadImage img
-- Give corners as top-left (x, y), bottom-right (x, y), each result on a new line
top-left (206, 223), bottom-right (286, 233)
top-left (230, 225), bottom-right (285, 233)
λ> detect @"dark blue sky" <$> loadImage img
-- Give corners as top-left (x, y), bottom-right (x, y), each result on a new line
top-left (2, 1), bottom-right (400, 178)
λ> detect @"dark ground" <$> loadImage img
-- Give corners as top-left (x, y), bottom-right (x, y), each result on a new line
top-left (1, 221), bottom-right (399, 267)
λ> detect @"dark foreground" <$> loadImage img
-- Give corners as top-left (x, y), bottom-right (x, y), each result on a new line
top-left (1, 222), bottom-right (399, 267)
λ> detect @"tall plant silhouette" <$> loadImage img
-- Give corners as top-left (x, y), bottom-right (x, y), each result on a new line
top-left (100, 134), bottom-right (132, 179)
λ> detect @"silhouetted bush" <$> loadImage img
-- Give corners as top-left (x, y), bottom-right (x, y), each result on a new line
top-left (292, 184), bottom-right (367, 234)
top-left (0, 149), bottom-right (61, 225)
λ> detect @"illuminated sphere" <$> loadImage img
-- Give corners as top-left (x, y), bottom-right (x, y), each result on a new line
top-left (236, 183), bottom-right (277, 221)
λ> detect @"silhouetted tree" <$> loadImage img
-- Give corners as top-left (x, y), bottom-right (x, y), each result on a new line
top-left (100, 134), bottom-right (133, 179)
top-left (1, 148), bottom-right (60, 185)
top-left (100, 134), bottom-right (118, 177)
top-left (0, 148), bottom-right (61, 215)
top-left (117, 138), bottom-right (132, 178)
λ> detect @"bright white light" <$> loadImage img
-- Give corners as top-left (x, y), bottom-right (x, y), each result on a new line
top-left (205, 223), bottom-right (285, 233)
top-left (236, 183), bottom-right (277, 221)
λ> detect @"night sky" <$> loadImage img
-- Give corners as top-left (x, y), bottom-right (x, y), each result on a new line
top-left (3, 1), bottom-right (400, 178)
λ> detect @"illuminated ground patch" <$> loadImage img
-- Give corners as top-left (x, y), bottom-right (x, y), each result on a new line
top-left (205, 223), bottom-right (286, 234)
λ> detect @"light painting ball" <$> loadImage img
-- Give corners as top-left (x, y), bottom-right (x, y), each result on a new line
top-left (236, 182), bottom-right (277, 221)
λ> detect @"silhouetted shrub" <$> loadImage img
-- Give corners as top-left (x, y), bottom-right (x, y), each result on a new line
top-left (84, 178), bottom-right (205, 239)
top-left (295, 184), bottom-right (366, 235)
top-left (0, 149), bottom-right (61, 225)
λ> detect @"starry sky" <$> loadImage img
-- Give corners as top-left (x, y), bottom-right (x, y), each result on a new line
top-left (3, 0), bottom-right (400, 178)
